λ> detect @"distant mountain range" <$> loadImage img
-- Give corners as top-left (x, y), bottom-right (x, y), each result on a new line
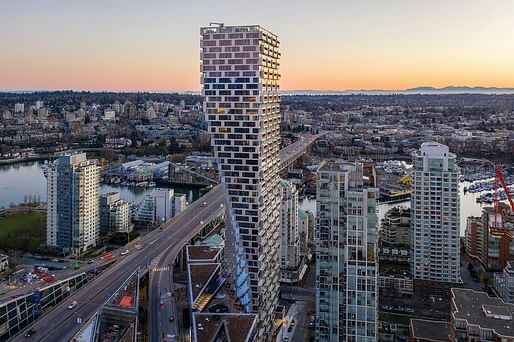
top-left (2, 86), bottom-right (514, 95)
top-left (281, 86), bottom-right (514, 95)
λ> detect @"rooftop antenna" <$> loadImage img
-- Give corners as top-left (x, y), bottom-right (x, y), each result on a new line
top-left (209, 22), bottom-right (224, 27)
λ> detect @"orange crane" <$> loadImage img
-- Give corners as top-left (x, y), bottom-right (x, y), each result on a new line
top-left (492, 165), bottom-right (514, 270)
top-left (493, 165), bottom-right (514, 230)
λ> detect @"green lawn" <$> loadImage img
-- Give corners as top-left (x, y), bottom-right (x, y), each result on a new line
top-left (0, 211), bottom-right (46, 251)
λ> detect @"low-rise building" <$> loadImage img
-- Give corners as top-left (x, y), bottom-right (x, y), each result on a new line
top-left (100, 192), bottom-right (132, 234)
top-left (409, 319), bottom-right (451, 342)
top-left (451, 288), bottom-right (514, 341)
top-left (380, 206), bottom-right (410, 246)
top-left (0, 254), bottom-right (8, 273)
top-left (135, 188), bottom-right (186, 224)
top-left (494, 261), bottom-right (514, 304)
top-left (185, 234), bottom-right (257, 342)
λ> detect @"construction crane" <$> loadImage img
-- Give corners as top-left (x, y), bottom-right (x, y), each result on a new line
top-left (493, 165), bottom-right (514, 230)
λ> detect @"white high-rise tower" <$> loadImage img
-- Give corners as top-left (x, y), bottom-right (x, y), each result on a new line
top-left (46, 153), bottom-right (100, 255)
top-left (201, 24), bottom-right (281, 338)
top-left (410, 142), bottom-right (460, 283)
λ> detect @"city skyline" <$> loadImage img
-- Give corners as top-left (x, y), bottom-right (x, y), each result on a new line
top-left (2, 0), bottom-right (514, 92)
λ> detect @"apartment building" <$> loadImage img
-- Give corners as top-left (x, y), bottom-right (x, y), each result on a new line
top-left (279, 179), bottom-right (304, 283)
top-left (135, 188), bottom-right (186, 224)
top-left (451, 288), bottom-right (514, 341)
top-left (46, 152), bottom-right (100, 255)
top-left (100, 192), bottom-right (132, 234)
top-left (465, 204), bottom-right (514, 271)
top-left (410, 142), bottom-right (460, 283)
top-left (494, 261), bottom-right (514, 304)
top-left (201, 23), bottom-right (281, 338)
top-left (315, 161), bottom-right (378, 341)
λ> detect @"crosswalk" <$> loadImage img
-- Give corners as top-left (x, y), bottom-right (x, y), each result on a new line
top-left (151, 267), bottom-right (170, 272)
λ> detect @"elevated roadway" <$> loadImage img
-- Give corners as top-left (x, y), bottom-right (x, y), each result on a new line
top-left (12, 134), bottom-right (321, 341)
top-left (14, 186), bottom-right (225, 342)
top-left (280, 133), bottom-right (324, 170)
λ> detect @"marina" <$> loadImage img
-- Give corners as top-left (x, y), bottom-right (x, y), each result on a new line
top-left (0, 161), bottom-right (201, 209)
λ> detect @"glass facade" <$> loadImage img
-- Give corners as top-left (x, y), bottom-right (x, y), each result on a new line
top-left (315, 161), bottom-right (378, 341)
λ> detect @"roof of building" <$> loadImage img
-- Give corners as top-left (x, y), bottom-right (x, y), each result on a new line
top-left (187, 245), bottom-right (223, 262)
top-left (194, 313), bottom-right (256, 342)
top-left (196, 234), bottom-right (224, 246)
top-left (452, 288), bottom-right (514, 338)
top-left (410, 319), bottom-right (451, 341)
top-left (189, 263), bottom-right (220, 301)
top-left (318, 159), bottom-right (360, 173)
top-left (119, 295), bottom-right (133, 308)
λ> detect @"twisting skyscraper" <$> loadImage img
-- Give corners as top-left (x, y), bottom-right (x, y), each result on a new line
top-left (201, 24), bottom-right (281, 338)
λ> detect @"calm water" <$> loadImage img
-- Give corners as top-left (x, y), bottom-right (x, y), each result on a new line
top-left (0, 162), bottom-right (500, 235)
top-left (0, 161), bottom-right (199, 208)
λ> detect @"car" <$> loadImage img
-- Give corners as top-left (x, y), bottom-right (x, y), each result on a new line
top-left (169, 315), bottom-right (174, 322)
top-left (87, 260), bottom-right (94, 264)
top-left (208, 304), bottom-right (229, 313)
top-left (166, 334), bottom-right (176, 342)
top-left (68, 301), bottom-right (77, 309)
top-left (121, 250), bottom-right (129, 255)
top-left (160, 300), bottom-right (164, 309)
top-left (201, 202), bottom-right (207, 207)
top-left (25, 328), bottom-right (37, 337)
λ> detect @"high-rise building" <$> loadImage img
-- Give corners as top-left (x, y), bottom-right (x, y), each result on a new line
top-left (14, 103), bottom-right (24, 113)
top-left (100, 192), bottom-right (132, 234)
top-left (46, 153), bottom-right (100, 255)
top-left (279, 179), bottom-right (303, 283)
top-left (315, 161), bottom-right (378, 341)
top-left (465, 204), bottom-right (514, 271)
top-left (298, 208), bottom-right (313, 258)
top-left (410, 142), bottom-right (460, 283)
top-left (201, 23), bottom-right (281, 337)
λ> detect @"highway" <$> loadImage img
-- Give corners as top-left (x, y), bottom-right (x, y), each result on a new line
top-left (11, 135), bottom-right (318, 341)
top-left (149, 236), bottom-right (183, 342)
top-left (279, 133), bottom-right (321, 169)
top-left (13, 185), bottom-right (226, 342)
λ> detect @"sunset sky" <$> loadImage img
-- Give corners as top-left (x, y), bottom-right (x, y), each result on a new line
top-left (1, 0), bottom-right (514, 92)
